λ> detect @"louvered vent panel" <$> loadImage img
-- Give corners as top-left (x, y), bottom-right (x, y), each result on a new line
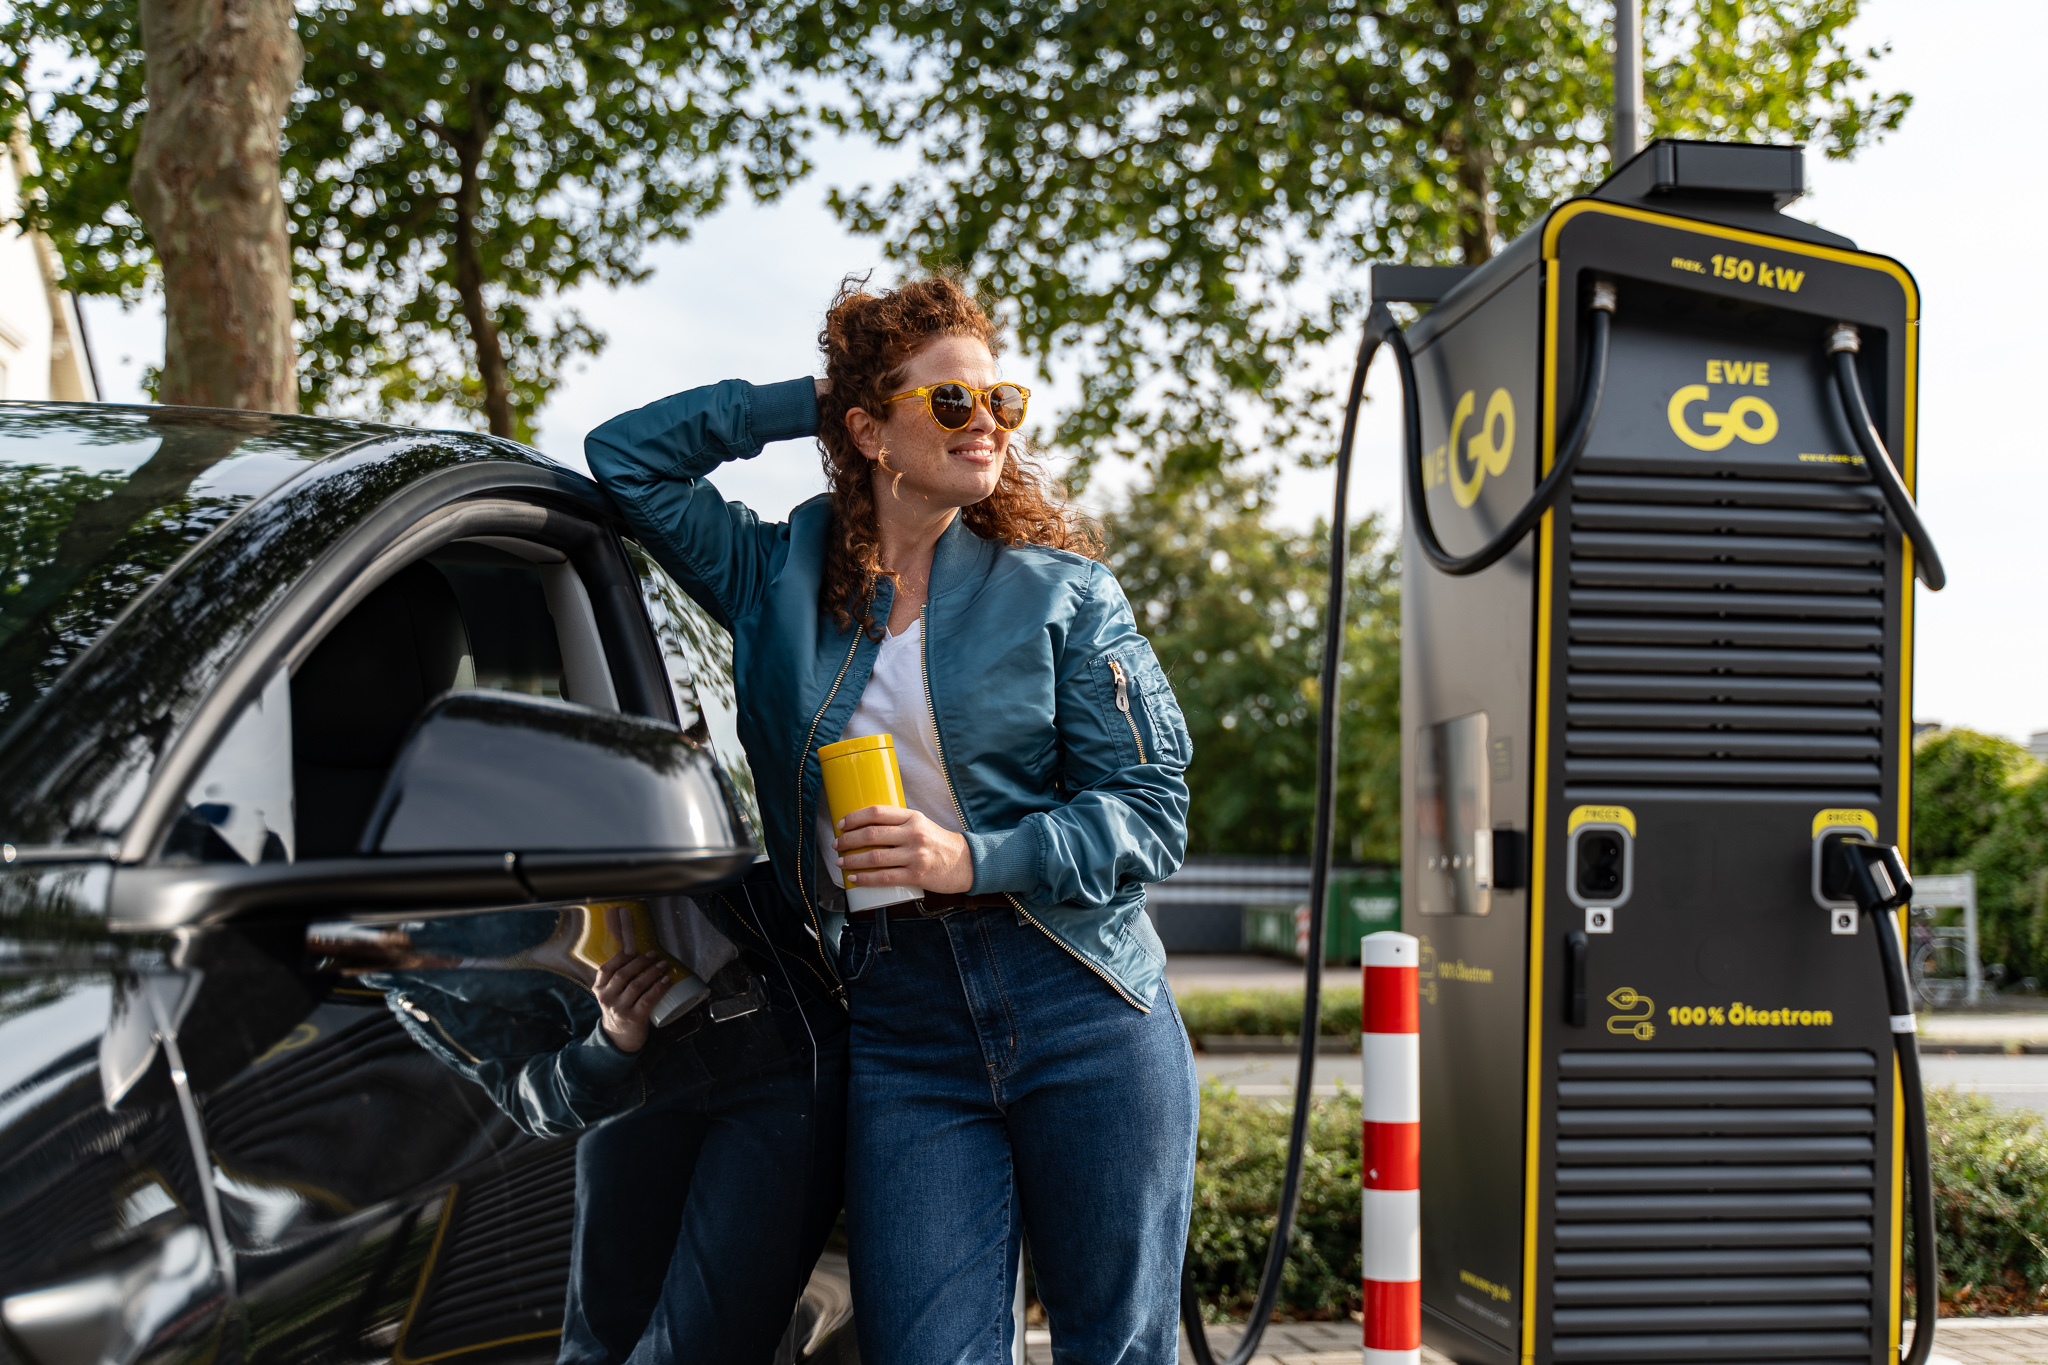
top-left (1564, 472), bottom-right (1889, 799)
top-left (1551, 1050), bottom-right (1880, 1364)
top-left (403, 1140), bottom-right (578, 1361)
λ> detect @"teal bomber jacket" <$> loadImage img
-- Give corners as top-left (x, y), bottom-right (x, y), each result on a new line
top-left (587, 378), bottom-right (1191, 1009)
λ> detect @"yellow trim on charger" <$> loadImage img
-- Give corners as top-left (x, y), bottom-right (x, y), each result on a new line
top-left (1519, 247), bottom-right (1563, 1365)
top-left (1893, 290), bottom-right (1919, 1365)
top-left (1567, 805), bottom-right (1635, 837)
top-left (1519, 197), bottom-right (1921, 1364)
top-left (1812, 809), bottom-right (1879, 840)
top-left (1539, 199), bottom-right (1921, 312)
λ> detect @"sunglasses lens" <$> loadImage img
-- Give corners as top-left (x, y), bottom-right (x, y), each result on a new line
top-left (990, 384), bottom-right (1027, 430)
top-left (928, 383), bottom-right (974, 430)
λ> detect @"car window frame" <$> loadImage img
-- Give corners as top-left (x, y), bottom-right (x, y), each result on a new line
top-left (124, 475), bottom-right (676, 870)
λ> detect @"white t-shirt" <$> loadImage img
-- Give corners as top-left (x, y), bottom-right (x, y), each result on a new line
top-left (815, 616), bottom-right (963, 890)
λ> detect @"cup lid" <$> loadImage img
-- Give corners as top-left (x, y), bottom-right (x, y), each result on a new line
top-left (818, 733), bottom-right (896, 761)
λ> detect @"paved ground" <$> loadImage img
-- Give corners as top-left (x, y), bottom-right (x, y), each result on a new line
top-left (1923, 1053), bottom-right (2048, 1115)
top-left (1923, 1012), bottom-right (2048, 1044)
top-left (1169, 954), bottom-right (1330, 994)
top-left (1921, 1315), bottom-right (2048, 1365)
top-left (1024, 1318), bottom-right (2048, 1364)
top-left (1193, 1051), bottom-right (1359, 1098)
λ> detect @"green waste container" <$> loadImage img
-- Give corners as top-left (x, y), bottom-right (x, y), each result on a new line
top-left (1242, 867), bottom-right (1401, 964)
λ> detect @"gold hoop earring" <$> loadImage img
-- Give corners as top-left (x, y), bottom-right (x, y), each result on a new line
top-left (876, 445), bottom-right (906, 500)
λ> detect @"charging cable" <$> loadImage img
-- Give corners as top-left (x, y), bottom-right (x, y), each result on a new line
top-left (1826, 324), bottom-right (1945, 591)
top-left (1833, 839), bottom-right (1939, 1365)
top-left (1394, 281), bottom-right (1617, 577)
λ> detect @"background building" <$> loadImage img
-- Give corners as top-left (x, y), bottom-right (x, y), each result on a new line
top-left (0, 134), bottom-right (99, 402)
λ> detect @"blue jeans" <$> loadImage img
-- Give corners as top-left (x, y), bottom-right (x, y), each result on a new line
top-left (558, 991), bottom-right (848, 1365)
top-left (838, 905), bottom-right (1199, 1365)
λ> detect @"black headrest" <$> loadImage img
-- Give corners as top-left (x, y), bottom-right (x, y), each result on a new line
top-left (292, 561), bottom-right (471, 771)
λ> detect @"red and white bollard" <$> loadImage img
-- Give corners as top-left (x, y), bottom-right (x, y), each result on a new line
top-left (1361, 931), bottom-right (1420, 1364)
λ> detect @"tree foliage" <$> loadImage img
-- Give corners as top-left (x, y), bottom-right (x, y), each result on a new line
top-left (1960, 770), bottom-right (2048, 990)
top-left (0, 0), bottom-right (816, 438)
top-left (1912, 729), bottom-right (2047, 986)
top-left (1912, 728), bottom-right (2033, 873)
top-left (1100, 474), bottom-right (1399, 862)
top-left (823, 0), bottom-right (1909, 481)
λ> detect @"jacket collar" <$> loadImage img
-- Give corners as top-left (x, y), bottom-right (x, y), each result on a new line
top-left (929, 511), bottom-right (994, 602)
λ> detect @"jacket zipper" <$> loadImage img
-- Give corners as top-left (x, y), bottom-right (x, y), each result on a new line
top-left (795, 631), bottom-right (861, 982)
top-left (1107, 658), bottom-right (1146, 765)
top-left (921, 605), bottom-right (1148, 1013)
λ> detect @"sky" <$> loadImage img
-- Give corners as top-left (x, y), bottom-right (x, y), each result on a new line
top-left (79, 0), bottom-right (2043, 742)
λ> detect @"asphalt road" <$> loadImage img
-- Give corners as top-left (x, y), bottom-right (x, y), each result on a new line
top-left (1193, 1050), bottom-right (2048, 1115)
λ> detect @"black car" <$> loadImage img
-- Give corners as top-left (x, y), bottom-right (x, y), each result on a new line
top-left (0, 404), bottom-right (853, 1365)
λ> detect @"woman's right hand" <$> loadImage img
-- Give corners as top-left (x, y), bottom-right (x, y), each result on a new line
top-left (593, 906), bottom-right (671, 1052)
top-left (595, 951), bottom-right (671, 1052)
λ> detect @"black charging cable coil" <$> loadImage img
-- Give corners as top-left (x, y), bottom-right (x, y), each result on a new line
top-left (1398, 279), bottom-right (1616, 577)
top-left (1827, 323), bottom-right (1945, 591)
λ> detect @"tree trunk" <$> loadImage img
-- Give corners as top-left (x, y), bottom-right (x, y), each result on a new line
top-left (1455, 136), bottom-right (1498, 265)
top-left (437, 77), bottom-right (514, 439)
top-left (130, 0), bottom-right (302, 413)
top-left (451, 141), bottom-right (514, 438)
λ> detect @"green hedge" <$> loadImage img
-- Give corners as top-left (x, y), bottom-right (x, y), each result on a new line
top-left (1920, 1087), bottom-right (2048, 1316)
top-left (1176, 986), bottom-right (1363, 1042)
top-left (1186, 1081), bottom-right (1361, 1322)
top-left (1182, 1081), bottom-right (2048, 1323)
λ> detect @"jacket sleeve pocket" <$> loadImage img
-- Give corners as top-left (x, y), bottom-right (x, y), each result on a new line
top-left (1091, 647), bottom-right (1192, 771)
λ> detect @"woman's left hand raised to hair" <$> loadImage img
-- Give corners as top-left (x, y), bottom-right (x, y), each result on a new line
top-left (834, 805), bottom-right (973, 894)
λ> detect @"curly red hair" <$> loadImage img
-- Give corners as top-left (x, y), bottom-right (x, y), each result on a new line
top-left (815, 272), bottom-right (1098, 636)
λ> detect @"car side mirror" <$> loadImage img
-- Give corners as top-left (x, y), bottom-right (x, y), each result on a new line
top-left (110, 693), bottom-right (755, 929)
top-left (363, 690), bottom-right (752, 896)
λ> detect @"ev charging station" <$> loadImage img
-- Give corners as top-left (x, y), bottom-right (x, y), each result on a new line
top-left (1386, 140), bottom-right (1937, 1365)
top-left (1184, 138), bottom-right (1939, 1365)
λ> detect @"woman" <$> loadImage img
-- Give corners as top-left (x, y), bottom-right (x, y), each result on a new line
top-left (588, 274), bottom-right (1198, 1365)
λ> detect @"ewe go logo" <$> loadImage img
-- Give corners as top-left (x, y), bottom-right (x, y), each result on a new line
top-left (1668, 357), bottom-right (1779, 451)
top-left (1421, 387), bottom-right (1516, 508)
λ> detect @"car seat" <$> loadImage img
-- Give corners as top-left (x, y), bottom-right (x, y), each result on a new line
top-left (292, 560), bottom-right (471, 858)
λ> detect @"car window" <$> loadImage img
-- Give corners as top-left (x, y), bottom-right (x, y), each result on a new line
top-left (166, 539), bottom-right (623, 864)
top-left (625, 542), bottom-right (759, 840)
top-left (162, 666), bottom-right (295, 865)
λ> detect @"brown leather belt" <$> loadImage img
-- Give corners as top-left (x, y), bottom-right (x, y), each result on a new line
top-left (845, 892), bottom-right (1011, 921)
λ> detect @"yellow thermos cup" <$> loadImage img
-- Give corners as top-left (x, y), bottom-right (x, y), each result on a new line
top-left (817, 733), bottom-right (925, 913)
top-left (569, 901), bottom-right (707, 1027)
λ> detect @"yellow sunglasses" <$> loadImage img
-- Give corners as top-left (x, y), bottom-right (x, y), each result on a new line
top-left (882, 380), bottom-right (1031, 432)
